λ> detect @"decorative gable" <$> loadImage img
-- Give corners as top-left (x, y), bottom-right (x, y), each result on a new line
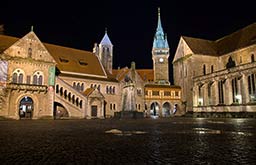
top-left (4, 31), bottom-right (55, 63)
top-left (173, 37), bottom-right (193, 63)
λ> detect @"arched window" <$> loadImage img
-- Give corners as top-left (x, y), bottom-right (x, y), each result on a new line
top-left (113, 104), bottom-right (116, 110)
top-left (110, 103), bottom-right (112, 110)
top-left (73, 82), bottom-right (76, 88)
top-left (38, 75), bottom-right (43, 85)
top-left (81, 83), bottom-right (84, 91)
top-left (33, 71), bottom-right (43, 85)
top-left (76, 98), bottom-right (79, 106)
top-left (28, 48), bottom-right (32, 58)
top-left (211, 65), bottom-right (214, 73)
top-left (109, 86), bottom-right (112, 94)
top-left (97, 85), bottom-right (101, 91)
top-left (64, 90), bottom-right (67, 99)
top-left (91, 84), bottom-right (93, 88)
top-left (12, 69), bottom-right (25, 84)
top-left (203, 65), bottom-right (206, 75)
top-left (251, 54), bottom-right (255, 63)
top-left (80, 100), bottom-right (83, 108)
top-left (113, 87), bottom-right (115, 94)
top-left (12, 73), bottom-right (18, 83)
top-left (106, 86), bottom-right (109, 94)
top-left (77, 83), bottom-right (80, 91)
top-left (72, 95), bottom-right (75, 104)
top-left (60, 87), bottom-right (63, 96)
top-left (56, 84), bottom-right (59, 93)
top-left (18, 73), bottom-right (23, 83)
top-left (33, 75), bottom-right (37, 85)
top-left (68, 93), bottom-right (71, 101)
top-left (94, 84), bottom-right (97, 89)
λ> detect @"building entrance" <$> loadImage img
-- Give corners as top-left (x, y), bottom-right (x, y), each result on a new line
top-left (19, 96), bottom-right (33, 119)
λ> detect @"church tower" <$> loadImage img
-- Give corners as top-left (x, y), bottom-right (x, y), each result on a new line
top-left (99, 29), bottom-right (113, 73)
top-left (152, 8), bottom-right (170, 85)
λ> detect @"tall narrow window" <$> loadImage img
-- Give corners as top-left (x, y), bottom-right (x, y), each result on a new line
top-left (33, 75), bottom-right (37, 85)
top-left (12, 73), bottom-right (18, 83)
top-left (251, 54), bottom-right (255, 63)
top-left (18, 73), bottom-right (23, 83)
top-left (218, 80), bottom-right (224, 104)
top-left (211, 65), bottom-right (214, 73)
top-left (232, 78), bottom-right (238, 103)
top-left (81, 83), bottom-right (84, 91)
top-left (208, 83), bottom-right (212, 105)
top-left (203, 65), bottom-right (206, 75)
top-left (38, 75), bottom-right (43, 85)
top-left (28, 48), bottom-right (32, 58)
top-left (248, 74), bottom-right (256, 102)
top-left (198, 85), bottom-right (203, 106)
top-left (27, 75), bottom-right (31, 84)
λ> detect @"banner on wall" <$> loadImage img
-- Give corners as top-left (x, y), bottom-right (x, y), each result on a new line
top-left (48, 66), bottom-right (55, 86)
top-left (0, 60), bottom-right (8, 87)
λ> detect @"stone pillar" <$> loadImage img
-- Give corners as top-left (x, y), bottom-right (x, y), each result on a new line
top-left (224, 79), bottom-right (232, 105)
top-left (241, 74), bottom-right (249, 104)
top-left (214, 81), bottom-right (219, 105)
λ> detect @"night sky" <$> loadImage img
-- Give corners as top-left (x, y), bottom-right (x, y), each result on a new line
top-left (0, 0), bottom-right (255, 83)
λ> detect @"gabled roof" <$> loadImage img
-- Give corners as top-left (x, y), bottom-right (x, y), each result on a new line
top-left (112, 67), bottom-right (130, 81)
top-left (83, 88), bottom-right (95, 96)
top-left (182, 22), bottom-right (256, 56)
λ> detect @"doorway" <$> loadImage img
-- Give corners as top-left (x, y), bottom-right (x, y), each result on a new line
top-left (19, 96), bottom-right (33, 119)
top-left (91, 106), bottom-right (98, 117)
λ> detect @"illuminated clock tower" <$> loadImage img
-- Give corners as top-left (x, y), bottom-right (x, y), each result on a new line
top-left (152, 7), bottom-right (170, 85)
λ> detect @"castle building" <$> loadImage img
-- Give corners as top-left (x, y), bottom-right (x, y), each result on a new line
top-left (0, 8), bottom-right (182, 120)
top-left (173, 23), bottom-right (256, 117)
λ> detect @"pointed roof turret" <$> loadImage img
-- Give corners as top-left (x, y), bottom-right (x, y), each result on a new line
top-left (153, 7), bottom-right (169, 49)
top-left (100, 28), bottom-right (112, 46)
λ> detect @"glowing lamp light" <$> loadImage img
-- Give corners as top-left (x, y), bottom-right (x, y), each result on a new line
top-left (235, 95), bottom-right (242, 103)
top-left (198, 98), bottom-right (203, 105)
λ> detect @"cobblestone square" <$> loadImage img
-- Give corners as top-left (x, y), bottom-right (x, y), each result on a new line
top-left (0, 118), bottom-right (256, 164)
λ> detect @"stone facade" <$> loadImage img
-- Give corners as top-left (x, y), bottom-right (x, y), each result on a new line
top-left (0, 8), bottom-right (182, 120)
top-left (173, 23), bottom-right (256, 115)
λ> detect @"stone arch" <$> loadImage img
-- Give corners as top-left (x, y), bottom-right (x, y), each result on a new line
top-left (162, 102), bottom-right (171, 117)
top-left (64, 90), bottom-right (67, 99)
top-left (150, 102), bottom-right (160, 117)
top-left (16, 94), bottom-right (39, 120)
top-left (53, 102), bottom-right (69, 119)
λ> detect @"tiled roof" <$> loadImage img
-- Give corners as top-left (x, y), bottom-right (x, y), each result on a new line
top-left (182, 36), bottom-right (217, 56)
top-left (183, 22), bottom-right (256, 56)
top-left (112, 67), bottom-right (130, 81)
top-left (44, 43), bottom-right (106, 77)
top-left (0, 35), bottom-right (19, 52)
top-left (136, 69), bottom-right (154, 81)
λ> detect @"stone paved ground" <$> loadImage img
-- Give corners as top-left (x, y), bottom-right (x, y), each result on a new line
top-left (0, 118), bottom-right (256, 164)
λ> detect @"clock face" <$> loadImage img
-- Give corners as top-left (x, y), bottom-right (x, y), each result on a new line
top-left (159, 58), bottom-right (164, 63)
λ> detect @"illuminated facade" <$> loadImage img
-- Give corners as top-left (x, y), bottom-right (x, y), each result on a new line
top-left (0, 8), bottom-right (182, 120)
top-left (173, 23), bottom-right (256, 116)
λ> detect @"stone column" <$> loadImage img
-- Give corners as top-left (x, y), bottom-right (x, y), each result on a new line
top-left (241, 73), bottom-right (249, 104)
top-left (214, 81), bottom-right (219, 105)
top-left (224, 79), bottom-right (232, 105)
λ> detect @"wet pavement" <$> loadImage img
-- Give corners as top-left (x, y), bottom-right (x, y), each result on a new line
top-left (0, 118), bottom-right (255, 164)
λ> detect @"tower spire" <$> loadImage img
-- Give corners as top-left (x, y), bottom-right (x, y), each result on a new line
top-left (105, 27), bottom-right (107, 34)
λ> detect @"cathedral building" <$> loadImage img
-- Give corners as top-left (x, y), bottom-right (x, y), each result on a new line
top-left (0, 8), bottom-right (182, 120)
top-left (173, 23), bottom-right (256, 117)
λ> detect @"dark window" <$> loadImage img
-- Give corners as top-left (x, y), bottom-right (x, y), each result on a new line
top-left (28, 48), bottom-right (32, 57)
top-left (152, 91), bottom-right (159, 96)
top-left (218, 81), bottom-right (224, 104)
top-left (81, 83), bottom-right (84, 91)
top-left (26, 75), bottom-right (31, 84)
top-left (211, 65), bottom-right (214, 73)
top-left (12, 73), bottom-right (17, 83)
top-left (203, 65), bottom-right (206, 75)
top-left (56, 85), bottom-right (59, 93)
top-left (80, 100), bottom-right (83, 108)
top-left (251, 54), bottom-right (255, 63)
top-left (18, 73), bottom-right (23, 83)
top-left (33, 75), bottom-right (37, 85)
top-left (64, 90), bottom-right (67, 99)
top-left (232, 78), bottom-right (238, 103)
top-left (248, 74), bottom-right (256, 102)
top-left (113, 87), bottom-right (115, 94)
top-left (38, 75), bottom-right (43, 85)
